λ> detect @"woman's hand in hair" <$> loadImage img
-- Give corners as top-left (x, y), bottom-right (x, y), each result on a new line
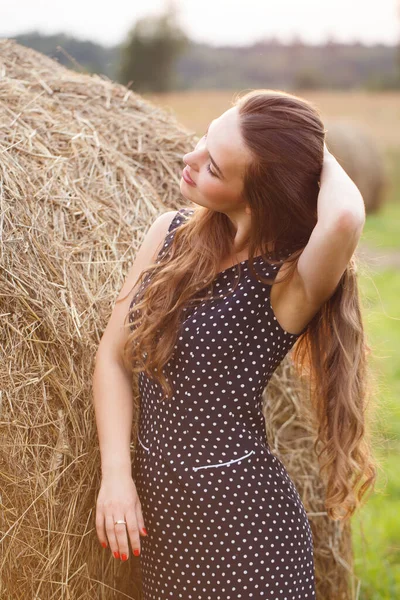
top-left (323, 141), bottom-right (334, 161)
top-left (318, 142), bottom-right (334, 187)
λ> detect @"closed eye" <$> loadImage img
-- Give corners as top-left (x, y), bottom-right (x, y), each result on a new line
top-left (203, 133), bottom-right (218, 177)
top-left (207, 163), bottom-right (217, 177)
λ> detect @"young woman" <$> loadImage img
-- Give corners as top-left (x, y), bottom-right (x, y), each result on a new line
top-left (92, 90), bottom-right (375, 599)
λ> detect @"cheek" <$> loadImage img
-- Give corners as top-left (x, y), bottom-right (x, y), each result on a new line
top-left (207, 183), bottom-right (238, 206)
top-left (200, 175), bottom-right (224, 196)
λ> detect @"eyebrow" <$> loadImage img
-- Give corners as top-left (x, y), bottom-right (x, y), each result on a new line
top-left (206, 121), bottom-right (225, 179)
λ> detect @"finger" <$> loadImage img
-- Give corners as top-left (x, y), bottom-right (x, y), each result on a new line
top-left (105, 514), bottom-right (120, 559)
top-left (135, 499), bottom-right (147, 537)
top-left (95, 505), bottom-right (108, 549)
top-left (126, 508), bottom-right (142, 557)
top-left (114, 516), bottom-right (130, 561)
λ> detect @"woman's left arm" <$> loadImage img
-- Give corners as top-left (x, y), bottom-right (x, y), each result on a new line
top-left (317, 143), bottom-right (366, 227)
top-left (293, 144), bottom-right (366, 308)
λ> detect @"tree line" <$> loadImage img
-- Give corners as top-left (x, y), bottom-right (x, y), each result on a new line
top-left (4, 7), bottom-right (399, 92)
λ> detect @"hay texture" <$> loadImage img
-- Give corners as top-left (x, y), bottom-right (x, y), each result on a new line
top-left (1, 38), bottom-right (355, 599)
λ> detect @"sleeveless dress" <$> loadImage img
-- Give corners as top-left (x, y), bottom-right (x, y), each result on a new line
top-left (129, 207), bottom-right (316, 599)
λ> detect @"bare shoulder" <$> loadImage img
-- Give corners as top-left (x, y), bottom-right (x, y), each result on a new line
top-left (117, 209), bottom-right (179, 303)
top-left (95, 209), bottom-right (179, 367)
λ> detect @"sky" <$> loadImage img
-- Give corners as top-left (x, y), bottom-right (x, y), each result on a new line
top-left (2, 0), bottom-right (399, 48)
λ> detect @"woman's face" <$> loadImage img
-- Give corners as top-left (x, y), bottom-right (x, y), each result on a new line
top-left (180, 106), bottom-right (253, 215)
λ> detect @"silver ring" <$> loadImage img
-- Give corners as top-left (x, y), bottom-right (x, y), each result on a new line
top-left (114, 520), bottom-right (127, 525)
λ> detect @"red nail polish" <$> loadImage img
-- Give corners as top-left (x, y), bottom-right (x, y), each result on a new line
top-left (114, 551), bottom-right (120, 559)
top-left (101, 542), bottom-right (107, 548)
top-left (121, 553), bottom-right (128, 561)
top-left (142, 527), bottom-right (148, 536)
top-left (133, 549), bottom-right (140, 556)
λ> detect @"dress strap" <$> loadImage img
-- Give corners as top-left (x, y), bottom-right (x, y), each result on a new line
top-left (156, 207), bottom-right (194, 263)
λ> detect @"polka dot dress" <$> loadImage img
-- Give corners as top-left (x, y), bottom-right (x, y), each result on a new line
top-left (129, 208), bottom-right (316, 599)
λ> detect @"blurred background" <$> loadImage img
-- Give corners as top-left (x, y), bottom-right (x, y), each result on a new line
top-left (3, 0), bottom-right (399, 597)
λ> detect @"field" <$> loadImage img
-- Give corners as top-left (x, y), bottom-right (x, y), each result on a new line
top-left (145, 89), bottom-right (400, 153)
top-left (146, 90), bottom-right (400, 599)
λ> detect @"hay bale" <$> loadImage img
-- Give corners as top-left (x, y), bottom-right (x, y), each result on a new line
top-left (0, 38), bottom-right (354, 599)
top-left (325, 118), bottom-right (388, 214)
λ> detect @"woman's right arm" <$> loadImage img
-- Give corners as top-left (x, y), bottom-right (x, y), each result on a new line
top-left (92, 209), bottom-right (178, 560)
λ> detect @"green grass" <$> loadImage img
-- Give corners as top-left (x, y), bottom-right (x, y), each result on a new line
top-left (361, 148), bottom-right (400, 249)
top-left (352, 450), bottom-right (400, 598)
top-left (350, 148), bottom-right (400, 599)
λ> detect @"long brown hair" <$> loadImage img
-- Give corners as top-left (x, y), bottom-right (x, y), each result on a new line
top-left (119, 89), bottom-right (377, 521)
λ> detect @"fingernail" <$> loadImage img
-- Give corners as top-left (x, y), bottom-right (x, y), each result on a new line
top-left (114, 551), bottom-right (120, 559)
top-left (142, 527), bottom-right (148, 536)
top-left (121, 553), bottom-right (128, 561)
top-left (133, 549), bottom-right (140, 556)
top-left (101, 542), bottom-right (107, 548)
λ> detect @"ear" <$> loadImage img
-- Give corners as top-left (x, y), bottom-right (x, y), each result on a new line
top-left (245, 205), bottom-right (251, 215)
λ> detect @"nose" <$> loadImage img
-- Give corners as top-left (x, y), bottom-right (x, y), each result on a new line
top-left (183, 149), bottom-right (195, 165)
top-left (183, 137), bottom-right (203, 166)
top-left (183, 153), bottom-right (196, 171)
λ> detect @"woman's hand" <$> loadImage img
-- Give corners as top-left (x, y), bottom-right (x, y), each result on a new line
top-left (95, 473), bottom-right (147, 561)
top-left (318, 141), bottom-right (336, 188)
top-left (323, 140), bottom-right (335, 161)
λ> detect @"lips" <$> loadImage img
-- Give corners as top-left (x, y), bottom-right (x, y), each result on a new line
top-left (182, 166), bottom-right (196, 186)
